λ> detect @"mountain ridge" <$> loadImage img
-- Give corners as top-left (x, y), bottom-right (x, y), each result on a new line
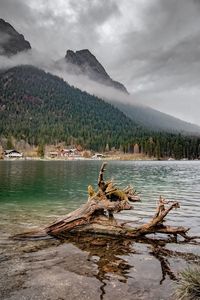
top-left (0, 65), bottom-right (199, 159)
top-left (64, 49), bottom-right (128, 94)
top-left (0, 19), bottom-right (199, 137)
top-left (0, 65), bottom-right (140, 150)
top-left (113, 101), bottom-right (200, 135)
top-left (0, 18), bottom-right (31, 56)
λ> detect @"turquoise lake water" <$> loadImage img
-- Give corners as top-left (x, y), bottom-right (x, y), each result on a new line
top-left (0, 160), bottom-right (199, 300)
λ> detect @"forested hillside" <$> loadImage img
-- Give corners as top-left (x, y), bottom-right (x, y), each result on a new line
top-left (114, 102), bottom-right (200, 135)
top-left (0, 66), bottom-right (141, 150)
top-left (0, 65), bottom-right (199, 159)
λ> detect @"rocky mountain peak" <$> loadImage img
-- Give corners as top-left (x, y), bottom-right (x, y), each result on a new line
top-left (0, 19), bottom-right (31, 56)
top-left (65, 49), bottom-right (128, 94)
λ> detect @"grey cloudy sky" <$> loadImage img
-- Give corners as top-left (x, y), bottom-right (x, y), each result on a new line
top-left (1, 0), bottom-right (200, 125)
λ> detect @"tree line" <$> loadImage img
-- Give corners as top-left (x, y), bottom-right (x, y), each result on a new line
top-left (0, 65), bottom-right (199, 159)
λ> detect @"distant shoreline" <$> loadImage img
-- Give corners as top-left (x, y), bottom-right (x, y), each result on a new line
top-left (1, 156), bottom-right (199, 162)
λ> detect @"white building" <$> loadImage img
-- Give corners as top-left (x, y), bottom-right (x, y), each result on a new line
top-left (92, 153), bottom-right (104, 159)
top-left (4, 150), bottom-right (23, 158)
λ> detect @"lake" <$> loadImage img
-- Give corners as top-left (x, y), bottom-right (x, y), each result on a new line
top-left (0, 160), bottom-right (199, 300)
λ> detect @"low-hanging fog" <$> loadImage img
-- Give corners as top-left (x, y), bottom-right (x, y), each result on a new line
top-left (0, 48), bottom-right (133, 104)
top-left (1, 0), bottom-right (200, 125)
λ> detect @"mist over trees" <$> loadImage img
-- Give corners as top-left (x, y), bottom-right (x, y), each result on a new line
top-left (0, 65), bottom-right (199, 159)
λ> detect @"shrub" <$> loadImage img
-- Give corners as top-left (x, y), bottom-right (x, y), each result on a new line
top-left (175, 266), bottom-right (200, 300)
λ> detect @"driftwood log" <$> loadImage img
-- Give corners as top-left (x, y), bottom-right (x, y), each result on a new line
top-left (27, 162), bottom-right (191, 241)
top-left (13, 163), bottom-right (199, 294)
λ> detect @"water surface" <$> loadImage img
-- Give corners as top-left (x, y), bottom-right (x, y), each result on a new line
top-left (0, 160), bottom-right (199, 299)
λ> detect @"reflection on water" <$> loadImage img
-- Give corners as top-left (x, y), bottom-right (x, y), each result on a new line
top-left (1, 233), bottom-right (199, 300)
top-left (66, 235), bottom-right (200, 299)
top-left (0, 160), bottom-right (200, 299)
top-left (68, 236), bottom-right (134, 300)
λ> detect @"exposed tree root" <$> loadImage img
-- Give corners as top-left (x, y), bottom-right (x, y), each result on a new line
top-left (15, 162), bottom-right (197, 243)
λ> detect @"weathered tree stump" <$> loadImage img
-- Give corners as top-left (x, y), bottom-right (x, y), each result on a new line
top-left (45, 162), bottom-right (192, 240)
top-left (16, 162), bottom-right (196, 242)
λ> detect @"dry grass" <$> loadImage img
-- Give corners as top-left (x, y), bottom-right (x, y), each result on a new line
top-left (175, 267), bottom-right (200, 300)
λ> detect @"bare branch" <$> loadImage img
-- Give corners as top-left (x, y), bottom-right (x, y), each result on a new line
top-left (16, 163), bottom-right (196, 244)
top-left (98, 162), bottom-right (107, 191)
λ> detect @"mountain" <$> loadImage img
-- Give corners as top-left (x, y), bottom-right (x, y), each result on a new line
top-left (0, 20), bottom-right (199, 158)
top-left (61, 49), bottom-right (200, 135)
top-left (0, 19), bottom-right (198, 136)
top-left (0, 65), bottom-right (140, 150)
top-left (0, 65), bottom-right (199, 158)
top-left (114, 102), bottom-right (200, 135)
top-left (0, 19), bottom-right (31, 56)
top-left (63, 49), bottom-right (128, 94)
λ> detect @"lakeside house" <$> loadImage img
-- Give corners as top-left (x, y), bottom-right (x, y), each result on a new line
top-left (49, 151), bottom-right (59, 158)
top-left (92, 153), bottom-right (104, 159)
top-left (4, 149), bottom-right (23, 158)
top-left (49, 147), bottom-right (81, 159)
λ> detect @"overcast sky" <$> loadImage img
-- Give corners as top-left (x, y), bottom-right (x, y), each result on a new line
top-left (1, 0), bottom-right (200, 125)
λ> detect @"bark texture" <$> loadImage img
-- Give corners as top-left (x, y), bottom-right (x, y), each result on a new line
top-left (43, 162), bottom-right (191, 241)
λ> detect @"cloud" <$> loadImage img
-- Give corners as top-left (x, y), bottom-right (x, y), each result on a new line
top-left (0, 49), bottom-right (54, 70)
top-left (0, 0), bottom-right (121, 59)
top-left (0, 0), bottom-right (200, 125)
top-left (0, 31), bottom-right (11, 54)
top-left (0, 48), bottom-right (132, 107)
